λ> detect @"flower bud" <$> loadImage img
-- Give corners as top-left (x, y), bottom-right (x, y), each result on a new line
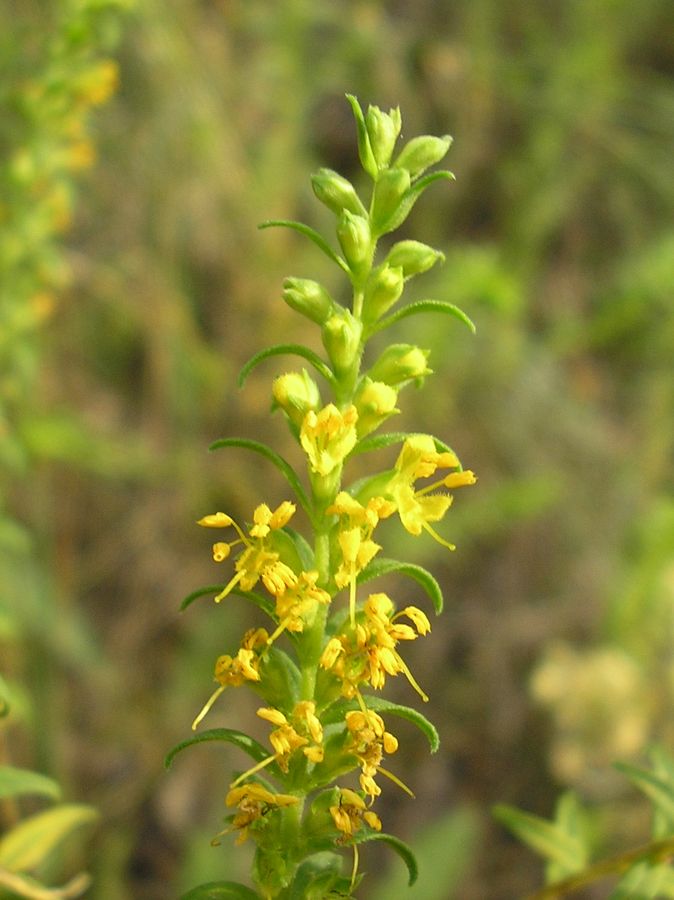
top-left (311, 168), bottom-right (366, 217)
top-left (384, 240), bottom-right (445, 278)
top-left (322, 309), bottom-right (362, 376)
top-left (365, 104), bottom-right (402, 170)
top-left (354, 378), bottom-right (399, 437)
top-left (394, 134), bottom-right (453, 178)
top-left (368, 343), bottom-right (432, 386)
top-left (362, 264), bottom-right (404, 323)
top-left (370, 167), bottom-right (410, 236)
top-left (282, 278), bottom-right (334, 324)
top-left (272, 369), bottom-right (321, 427)
top-left (337, 211), bottom-right (371, 275)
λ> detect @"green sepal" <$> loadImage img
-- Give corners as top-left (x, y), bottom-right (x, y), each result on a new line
top-left (208, 438), bottom-right (312, 517)
top-left (358, 556), bottom-right (444, 614)
top-left (370, 167), bottom-right (411, 237)
top-left (0, 804), bottom-right (98, 873)
top-left (180, 882), bottom-right (262, 899)
top-left (353, 832), bottom-right (418, 886)
top-left (287, 852), bottom-right (345, 900)
top-left (0, 766), bottom-right (62, 802)
top-left (345, 94), bottom-right (378, 179)
top-left (368, 298), bottom-right (475, 337)
top-left (321, 696), bottom-right (439, 753)
top-left (239, 345), bottom-right (336, 389)
top-left (280, 526), bottom-right (315, 571)
top-left (614, 760), bottom-right (674, 831)
top-left (258, 220), bottom-right (349, 273)
top-left (180, 585), bottom-right (275, 618)
top-left (254, 646), bottom-right (302, 711)
top-left (374, 170), bottom-right (455, 235)
top-left (493, 795), bottom-right (587, 881)
top-left (164, 728), bottom-right (278, 775)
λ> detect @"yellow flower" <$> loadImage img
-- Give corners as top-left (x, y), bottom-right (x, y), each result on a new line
top-left (224, 783), bottom-right (298, 845)
top-left (345, 708), bottom-right (405, 800)
top-left (319, 593), bottom-right (430, 701)
top-left (191, 628), bottom-right (268, 730)
top-left (197, 502), bottom-right (298, 602)
top-left (300, 404), bottom-right (358, 476)
top-left (386, 434), bottom-right (476, 549)
top-left (327, 491), bottom-right (395, 625)
top-left (330, 788), bottom-right (381, 838)
top-left (271, 570), bottom-right (331, 641)
top-left (238, 701), bottom-right (325, 778)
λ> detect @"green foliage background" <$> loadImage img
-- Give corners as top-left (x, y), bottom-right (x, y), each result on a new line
top-left (1, 0), bottom-right (673, 897)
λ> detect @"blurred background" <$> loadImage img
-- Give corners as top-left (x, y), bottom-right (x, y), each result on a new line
top-left (2, 0), bottom-right (673, 897)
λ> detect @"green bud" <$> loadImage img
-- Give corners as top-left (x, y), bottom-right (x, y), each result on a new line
top-left (354, 377), bottom-right (400, 437)
top-left (322, 308), bottom-right (362, 375)
top-left (368, 343), bottom-right (432, 386)
top-left (370, 167), bottom-right (411, 236)
top-left (346, 93), bottom-right (378, 179)
top-left (362, 263), bottom-right (404, 323)
top-left (272, 369), bottom-right (320, 427)
top-left (336, 210), bottom-right (371, 275)
top-left (394, 134), bottom-right (453, 179)
top-left (282, 277), bottom-right (334, 324)
top-left (311, 168), bottom-right (366, 217)
top-left (365, 104), bottom-right (402, 170)
top-left (384, 240), bottom-right (445, 277)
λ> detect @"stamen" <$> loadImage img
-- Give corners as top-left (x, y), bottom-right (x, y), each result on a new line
top-left (229, 754), bottom-right (277, 788)
top-left (350, 844), bottom-right (359, 894)
top-left (377, 765), bottom-right (415, 798)
top-left (395, 652), bottom-right (429, 702)
top-left (191, 685), bottom-right (226, 730)
top-left (422, 521), bottom-right (456, 551)
top-left (214, 569), bottom-right (245, 603)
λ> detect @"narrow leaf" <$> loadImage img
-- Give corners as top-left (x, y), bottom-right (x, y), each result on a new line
top-left (281, 527), bottom-right (315, 571)
top-left (180, 586), bottom-right (275, 618)
top-left (370, 299), bottom-right (475, 337)
top-left (0, 868), bottom-right (91, 899)
top-left (321, 697), bottom-right (439, 753)
top-left (180, 883), bottom-right (261, 900)
top-left (493, 804), bottom-right (582, 874)
top-left (345, 94), bottom-right (378, 179)
top-left (355, 832), bottom-right (418, 886)
top-left (0, 674), bottom-right (10, 717)
top-left (615, 761), bottom-right (674, 826)
top-left (259, 220), bottom-right (349, 272)
top-left (238, 345), bottom-right (335, 389)
top-left (208, 438), bottom-right (311, 515)
top-left (0, 804), bottom-right (98, 873)
top-left (0, 767), bottom-right (61, 802)
top-left (165, 729), bottom-right (275, 773)
top-left (352, 430), bottom-right (460, 460)
top-left (358, 557), bottom-right (444, 614)
top-left (375, 170), bottom-right (455, 234)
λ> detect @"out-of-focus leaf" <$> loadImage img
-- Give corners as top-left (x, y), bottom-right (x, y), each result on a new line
top-left (0, 767), bottom-right (61, 802)
top-left (0, 867), bottom-right (91, 899)
top-left (493, 802), bottom-right (585, 877)
top-left (615, 761), bottom-right (674, 830)
top-left (180, 882), bottom-right (261, 899)
top-left (0, 804), bottom-right (98, 873)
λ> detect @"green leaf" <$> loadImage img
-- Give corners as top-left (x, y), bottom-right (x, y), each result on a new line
top-left (180, 883), bottom-right (261, 900)
top-left (288, 852), bottom-right (344, 899)
top-left (345, 94), bottom-right (378, 179)
top-left (370, 299), bottom-right (475, 337)
top-left (0, 767), bottom-right (61, 802)
top-left (0, 804), bottom-right (98, 873)
top-left (238, 345), bottom-right (336, 389)
top-left (281, 527), bottom-right (315, 571)
top-left (355, 832), bottom-right (418, 886)
top-left (615, 761), bottom-right (674, 828)
top-left (208, 438), bottom-right (311, 516)
top-left (374, 170), bottom-right (455, 234)
top-left (180, 586), bottom-right (275, 618)
top-left (258, 220), bottom-right (349, 273)
top-left (321, 697), bottom-right (439, 753)
top-left (493, 804), bottom-right (584, 877)
top-left (358, 557), bottom-right (444, 614)
top-left (164, 729), bottom-right (277, 774)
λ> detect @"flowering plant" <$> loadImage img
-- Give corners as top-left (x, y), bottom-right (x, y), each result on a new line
top-left (167, 94), bottom-right (476, 900)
